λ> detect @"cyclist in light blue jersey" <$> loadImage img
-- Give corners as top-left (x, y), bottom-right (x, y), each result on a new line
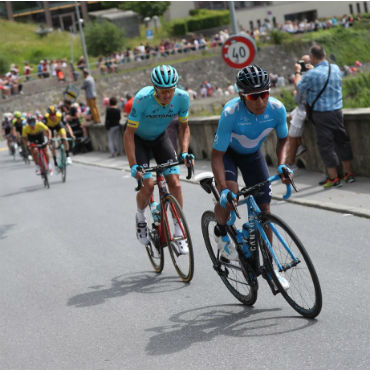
top-left (124, 65), bottom-right (194, 253)
top-left (212, 65), bottom-right (292, 266)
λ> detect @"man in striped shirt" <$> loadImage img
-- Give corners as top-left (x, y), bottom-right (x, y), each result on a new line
top-left (295, 44), bottom-right (355, 189)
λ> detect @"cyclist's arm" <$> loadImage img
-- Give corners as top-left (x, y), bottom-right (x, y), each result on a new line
top-left (123, 125), bottom-right (137, 168)
top-left (65, 123), bottom-right (75, 139)
top-left (211, 148), bottom-right (228, 192)
top-left (178, 120), bottom-right (190, 154)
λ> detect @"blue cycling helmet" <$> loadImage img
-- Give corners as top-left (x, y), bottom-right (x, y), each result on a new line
top-left (151, 65), bottom-right (178, 88)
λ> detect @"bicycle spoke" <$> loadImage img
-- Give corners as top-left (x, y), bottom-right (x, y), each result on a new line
top-left (163, 194), bottom-right (194, 283)
top-left (261, 213), bottom-right (322, 318)
top-left (201, 211), bottom-right (258, 305)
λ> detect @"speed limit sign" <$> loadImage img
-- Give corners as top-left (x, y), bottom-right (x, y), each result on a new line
top-left (222, 34), bottom-right (257, 69)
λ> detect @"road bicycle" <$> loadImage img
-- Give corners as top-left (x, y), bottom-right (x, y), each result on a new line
top-left (51, 137), bottom-right (73, 182)
top-left (29, 140), bottom-right (50, 189)
top-left (135, 158), bottom-right (195, 283)
top-left (199, 165), bottom-right (322, 318)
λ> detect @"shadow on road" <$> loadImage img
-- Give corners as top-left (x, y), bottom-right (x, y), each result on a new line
top-left (0, 224), bottom-right (16, 240)
top-left (145, 304), bottom-right (318, 356)
top-left (67, 272), bottom-right (188, 308)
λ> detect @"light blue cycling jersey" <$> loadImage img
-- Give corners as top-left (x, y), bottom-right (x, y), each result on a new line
top-left (213, 96), bottom-right (288, 154)
top-left (127, 86), bottom-right (189, 141)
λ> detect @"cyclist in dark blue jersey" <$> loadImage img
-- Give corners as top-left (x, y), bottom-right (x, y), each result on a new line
top-left (212, 65), bottom-right (291, 266)
top-left (124, 65), bottom-right (194, 253)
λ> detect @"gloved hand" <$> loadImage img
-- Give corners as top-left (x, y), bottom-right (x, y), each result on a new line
top-left (181, 152), bottom-right (195, 161)
top-left (131, 164), bottom-right (143, 179)
top-left (220, 188), bottom-right (236, 209)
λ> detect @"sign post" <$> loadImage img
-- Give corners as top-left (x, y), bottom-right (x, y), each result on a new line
top-left (222, 34), bottom-right (257, 69)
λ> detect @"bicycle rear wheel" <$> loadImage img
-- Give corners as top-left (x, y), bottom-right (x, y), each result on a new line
top-left (163, 194), bottom-right (194, 283)
top-left (260, 213), bottom-right (322, 318)
top-left (201, 211), bottom-right (258, 306)
top-left (144, 206), bottom-right (164, 273)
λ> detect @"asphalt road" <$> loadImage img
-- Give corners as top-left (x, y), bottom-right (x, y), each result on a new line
top-left (1, 151), bottom-right (369, 370)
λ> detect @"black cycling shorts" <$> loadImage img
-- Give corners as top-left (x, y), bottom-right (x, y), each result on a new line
top-left (223, 147), bottom-right (272, 205)
top-left (27, 132), bottom-right (45, 144)
top-left (49, 122), bottom-right (66, 136)
top-left (134, 131), bottom-right (179, 178)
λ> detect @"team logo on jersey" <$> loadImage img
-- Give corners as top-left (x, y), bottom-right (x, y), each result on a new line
top-left (131, 108), bottom-right (137, 117)
top-left (214, 134), bottom-right (219, 144)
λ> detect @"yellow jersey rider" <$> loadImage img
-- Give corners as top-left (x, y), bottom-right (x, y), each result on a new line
top-left (22, 115), bottom-right (51, 175)
top-left (44, 105), bottom-right (72, 166)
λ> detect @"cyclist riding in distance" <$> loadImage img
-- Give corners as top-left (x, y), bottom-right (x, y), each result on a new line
top-left (44, 105), bottom-right (72, 167)
top-left (11, 111), bottom-right (26, 143)
top-left (123, 64), bottom-right (194, 254)
top-left (22, 115), bottom-right (51, 175)
top-left (211, 64), bottom-right (291, 264)
top-left (1, 113), bottom-right (13, 153)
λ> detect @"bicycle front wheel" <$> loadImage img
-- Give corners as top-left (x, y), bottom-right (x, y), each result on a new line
top-left (60, 147), bottom-right (67, 182)
top-left (260, 213), bottom-right (322, 318)
top-left (144, 206), bottom-right (164, 273)
top-left (39, 151), bottom-right (50, 189)
top-left (163, 194), bottom-right (194, 283)
top-left (201, 211), bottom-right (258, 306)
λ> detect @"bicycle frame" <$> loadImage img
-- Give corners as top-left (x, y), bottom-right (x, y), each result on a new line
top-left (150, 171), bottom-right (186, 248)
top-left (234, 195), bottom-right (299, 274)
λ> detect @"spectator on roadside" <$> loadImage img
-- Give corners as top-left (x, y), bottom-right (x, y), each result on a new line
top-left (81, 68), bottom-right (101, 124)
top-left (185, 87), bottom-right (198, 100)
top-left (295, 44), bottom-right (355, 188)
top-left (105, 96), bottom-right (122, 157)
top-left (77, 56), bottom-right (86, 71)
top-left (37, 61), bottom-right (43, 79)
top-left (24, 62), bottom-right (33, 81)
top-left (287, 55), bottom-right (312, 168)
top-left (123, 93), bottom-right (134, 116)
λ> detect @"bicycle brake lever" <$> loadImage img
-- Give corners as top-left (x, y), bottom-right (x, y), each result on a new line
top-left (227, 192), bottom-right (240, 219)
top-left (135, 177), bottom-right (143, 191)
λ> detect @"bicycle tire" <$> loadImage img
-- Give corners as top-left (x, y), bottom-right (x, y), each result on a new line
top-left (201, 211), bottom-right (258, 306)
top-left (39, 151), bottom-right (50, 189)
top-left (60, 146), bottom-right (67, 182)
top-left (163, 194), bottom-right (194, 283)
top-left (144, 205), bottom-right (164, 273)
top-left (259, 213), bottom-right (322, 318)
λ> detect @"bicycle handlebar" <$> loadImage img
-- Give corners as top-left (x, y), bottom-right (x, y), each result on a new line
top-left (134, 156), bottom-right (194, 191)
top-left (226, 166), bottom-right (298, 225)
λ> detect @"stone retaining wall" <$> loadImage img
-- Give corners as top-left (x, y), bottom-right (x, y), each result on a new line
top-left (86, 108), bottom-right (370, 177)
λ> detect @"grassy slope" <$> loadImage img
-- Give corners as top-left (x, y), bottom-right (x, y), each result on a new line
top-left (0, 19), bottom-right (83, 67)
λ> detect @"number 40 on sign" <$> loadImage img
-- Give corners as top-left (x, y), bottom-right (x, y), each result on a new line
top-left (222, 35), bottom-right (257, 69)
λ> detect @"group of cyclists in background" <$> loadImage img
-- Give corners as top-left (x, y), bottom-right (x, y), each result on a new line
top-left (1, 99), bottom-right (92, 175)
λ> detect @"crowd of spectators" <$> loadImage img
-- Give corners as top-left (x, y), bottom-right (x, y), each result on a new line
top-left (1, 14), bottom-right (365, 101)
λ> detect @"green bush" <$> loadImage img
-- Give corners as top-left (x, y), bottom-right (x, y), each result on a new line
top-left (269, 30), bottom-right (293, 45)
top-left (171, 20), bottom-right (188, 37)
top-left (342, 71), bottom-right (370, 108)
top-left (84, 20), bottom-right (125, 57)
top-left (277, 88), bottom-right (297, 112)
top-left (0, 55), bottom-right (9, 74)
top-left (170, 10), bottom-right (229, 36)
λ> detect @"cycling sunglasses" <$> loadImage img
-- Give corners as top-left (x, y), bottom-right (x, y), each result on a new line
top-left (242, 89), bottom-right (270, 101)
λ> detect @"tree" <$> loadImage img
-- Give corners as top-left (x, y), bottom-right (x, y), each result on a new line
top-left (119, 1), bottom-right (170, 19)
top-left (84, 20), bottom-right (125, 57)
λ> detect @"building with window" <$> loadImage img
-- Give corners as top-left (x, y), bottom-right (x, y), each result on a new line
top-left (165, 1), bottom-right (368, 30)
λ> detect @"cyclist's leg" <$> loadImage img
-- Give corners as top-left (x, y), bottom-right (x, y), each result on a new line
top-left (50, 128), bottom-right (58, 166)
top-left (151, 131), bottom-right (181, 203)
top-left (238, 149), bottom-right (272, 240)
top-left (134, 135), bottom-right (154, 244)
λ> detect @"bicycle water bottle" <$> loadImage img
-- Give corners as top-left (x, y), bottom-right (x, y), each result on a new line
top-left (241, 223), bottom-right (251, 258)
top-left (150, 201), bottom-right (161, 225)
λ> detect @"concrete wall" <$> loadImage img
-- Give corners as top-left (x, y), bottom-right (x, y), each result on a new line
top-left (86, 108), bottom-right (370, 177)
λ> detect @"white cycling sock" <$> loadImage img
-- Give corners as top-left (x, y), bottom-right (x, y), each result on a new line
top-left (173, 219), bottom-right (183, 236)
top-left (136, 208), bottom-right (146, 223)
